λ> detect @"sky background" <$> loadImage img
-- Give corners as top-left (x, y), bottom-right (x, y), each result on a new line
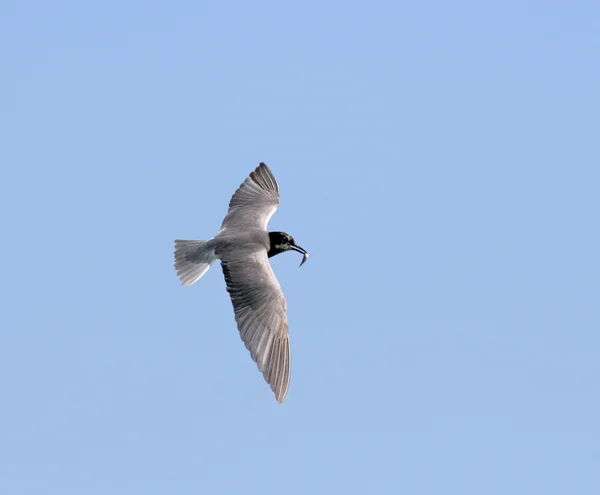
top-left (1, 1), bottom-right (599, 493)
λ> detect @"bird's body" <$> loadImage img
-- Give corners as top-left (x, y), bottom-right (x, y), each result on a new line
top-left (174, 163), bottom-right (308, 402)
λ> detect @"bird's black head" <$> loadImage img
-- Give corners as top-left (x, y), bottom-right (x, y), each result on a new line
top-left (268, 232), bottom-right (309, 266)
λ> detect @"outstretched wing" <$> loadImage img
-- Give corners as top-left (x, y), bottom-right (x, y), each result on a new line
top-left (221, 250), bottom-right (291, 402)
top-left (220, 162), bottom-right (280, 232)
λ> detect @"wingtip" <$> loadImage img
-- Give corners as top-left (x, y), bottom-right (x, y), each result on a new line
top-left (257, 161), bottom-right (274, 174)
top-left (247, 162), bottom-right (279, 195)
top-left (274, 385), bottom-right (288, 403)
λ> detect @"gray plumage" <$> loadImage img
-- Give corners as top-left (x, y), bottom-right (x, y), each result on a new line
top-left (174, 163), bottom-right (306, 402)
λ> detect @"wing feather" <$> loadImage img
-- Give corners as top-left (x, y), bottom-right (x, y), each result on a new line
top-left (220, 163), bottom-right (280, 232)
top-left (221, 250), bottom-right (291, 402)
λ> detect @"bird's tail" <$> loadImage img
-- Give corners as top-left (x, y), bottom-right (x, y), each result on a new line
top-left (174, 239), bottom-right (217, 286)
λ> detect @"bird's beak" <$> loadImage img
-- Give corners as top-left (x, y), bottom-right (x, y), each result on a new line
top-left (290, 243), bottom-right (309, 267)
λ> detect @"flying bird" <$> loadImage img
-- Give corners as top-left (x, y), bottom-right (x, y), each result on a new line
top-left (174, 163), bottom-right (308, 402)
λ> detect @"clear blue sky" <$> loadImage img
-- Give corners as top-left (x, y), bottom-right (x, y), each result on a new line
top-left (1, 1), bottom-right (598, 493)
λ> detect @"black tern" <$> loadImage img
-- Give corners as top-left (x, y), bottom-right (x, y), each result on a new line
top-left (174, 163), bottom-right (308, 402)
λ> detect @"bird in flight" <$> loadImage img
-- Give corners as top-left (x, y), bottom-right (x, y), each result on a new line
top-left (174, 163), bottom-right (308, 402)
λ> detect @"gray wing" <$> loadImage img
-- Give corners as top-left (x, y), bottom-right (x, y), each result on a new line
top-left (220, 163), bottom-right (280, 232)
top-left (221, 250), bottom-right (291, 402)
